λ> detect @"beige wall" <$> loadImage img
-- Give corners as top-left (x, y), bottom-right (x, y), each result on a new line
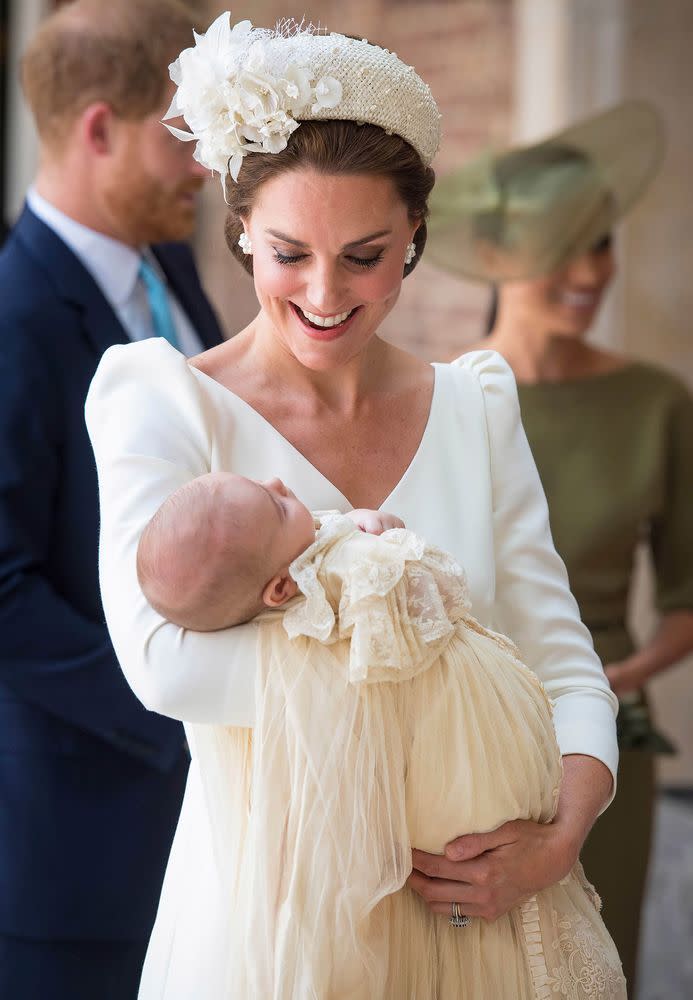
top-left (194, 0), bottom-right (514, 359)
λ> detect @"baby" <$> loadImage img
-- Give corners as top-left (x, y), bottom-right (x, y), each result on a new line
top-left (137, 471), bottom-right (404, 631)
top-left (136, 472), bottom-right (625, 1000)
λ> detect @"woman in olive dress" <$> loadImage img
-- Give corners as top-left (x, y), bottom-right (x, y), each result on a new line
top-left (427, 101), bottom-right (693, 994)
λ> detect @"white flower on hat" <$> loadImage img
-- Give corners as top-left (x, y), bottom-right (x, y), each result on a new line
top-left (311, 77), bottom-right (343, 113)
top-left (164, 12), bottom-right (348, 184)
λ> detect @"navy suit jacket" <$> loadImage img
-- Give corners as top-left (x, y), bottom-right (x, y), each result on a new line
top-left (0, 207), bottom-right (224, 941)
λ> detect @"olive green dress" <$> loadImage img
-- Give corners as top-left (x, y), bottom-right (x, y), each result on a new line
top-left (517, 362), bottom-right (693, 996)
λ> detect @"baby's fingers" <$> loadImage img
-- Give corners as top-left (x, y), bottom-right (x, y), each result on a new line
top-left (379, 511), bottom-right (406, 530)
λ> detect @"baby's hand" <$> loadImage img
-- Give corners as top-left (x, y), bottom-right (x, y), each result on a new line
top-left (347, 509), bottom-right (405, 535)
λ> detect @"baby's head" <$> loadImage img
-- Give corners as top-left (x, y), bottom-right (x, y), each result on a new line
top-left (137, 472), bottom-right (316, 630)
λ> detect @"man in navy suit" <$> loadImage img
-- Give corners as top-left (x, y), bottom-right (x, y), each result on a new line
top-left (0, 2), bottom-right (225, 996)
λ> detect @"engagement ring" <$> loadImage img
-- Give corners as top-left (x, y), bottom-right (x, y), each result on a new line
top-left (450, 901), bottom-right (470, 928)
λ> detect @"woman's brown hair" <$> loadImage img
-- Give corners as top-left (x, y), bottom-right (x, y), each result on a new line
top-left (224, 120), bottom-right (436, 278)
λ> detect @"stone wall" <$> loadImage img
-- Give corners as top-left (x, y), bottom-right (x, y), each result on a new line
top-left (194, 0), bottom-right (514, 360)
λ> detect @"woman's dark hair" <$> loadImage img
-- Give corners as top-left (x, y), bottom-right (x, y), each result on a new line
top-left (485, 286), bottom-right (499, 336)
top-left (224, 120), bottom-right (435, 278)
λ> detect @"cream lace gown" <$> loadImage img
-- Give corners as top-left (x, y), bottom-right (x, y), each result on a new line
top-left (192, 515), bottom-right (625, 999)
top-left (84, 340), bottom-right (622, 998)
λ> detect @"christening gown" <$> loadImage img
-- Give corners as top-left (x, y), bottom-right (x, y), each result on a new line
top-left (186, 514), bottom-right (626, 999)
top-left (85, 339), bottom-right (622, 999)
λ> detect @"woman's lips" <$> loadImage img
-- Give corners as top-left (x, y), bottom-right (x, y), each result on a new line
top-left (290, 302), bottom-right (361, 340)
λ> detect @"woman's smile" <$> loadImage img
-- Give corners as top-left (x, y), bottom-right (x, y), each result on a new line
top-left (289, 302), bottom-right (362, 340)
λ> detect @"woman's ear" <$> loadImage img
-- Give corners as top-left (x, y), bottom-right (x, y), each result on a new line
top-left (262, 571), bottom-right (299, 608)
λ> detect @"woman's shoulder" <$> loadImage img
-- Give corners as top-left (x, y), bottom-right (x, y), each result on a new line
top-left (618, 357), bottom-right (692, 399)
top-left (90, 338), bottom-right (194, 395)
top-left (437, 347), bottom-right (518, 404)
top-left (85, 339), bottom-right (215, 450)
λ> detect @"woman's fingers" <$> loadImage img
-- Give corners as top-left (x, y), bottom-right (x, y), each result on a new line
top-left (411, 848), bottom-right (464, 881)
top-left (406, 870), bottom-right (499, 920)
top-left (444, 821), bottom-right (520, 861)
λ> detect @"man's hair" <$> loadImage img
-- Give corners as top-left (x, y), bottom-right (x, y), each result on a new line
top-left (21, 0), bottom-right (200, 144)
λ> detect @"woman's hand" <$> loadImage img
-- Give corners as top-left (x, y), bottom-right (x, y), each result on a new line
top-left (605, 609), bottom-right (693, 698)
top-left (408, 818), bottom-right (577, 921)
top-left (347, 509), bottom-right (405, 535)
top-left (408, 754), bottom-right (612, 922)
top-left (604, 657), bottom-right (650, 697)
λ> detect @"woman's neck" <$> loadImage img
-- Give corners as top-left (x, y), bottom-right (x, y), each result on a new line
top-left (487, 325), bottom-right (587, 384)
top-left (233, 314), bottom-right (418, 416)
top-left (484, 307), bottom-right (629, 385)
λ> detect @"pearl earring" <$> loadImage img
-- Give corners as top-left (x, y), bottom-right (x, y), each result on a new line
top-left (404, 241), bottom-right (416, 265)
top-left (238, 232), bottom-right (253, 255)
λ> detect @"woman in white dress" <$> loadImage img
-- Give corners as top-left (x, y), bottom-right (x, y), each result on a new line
top-left (86, 14), bottom-right (620, 997)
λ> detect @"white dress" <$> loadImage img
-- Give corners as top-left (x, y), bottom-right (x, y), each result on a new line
top-left (85, 339), bottom-right (619, 998)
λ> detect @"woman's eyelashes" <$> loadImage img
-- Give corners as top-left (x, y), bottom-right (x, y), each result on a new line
top-left (272, 248), bottom-right (385, 269)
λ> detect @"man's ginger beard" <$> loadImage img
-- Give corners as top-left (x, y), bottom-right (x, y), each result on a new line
top-left (103, 151), bottom-right (204, 245)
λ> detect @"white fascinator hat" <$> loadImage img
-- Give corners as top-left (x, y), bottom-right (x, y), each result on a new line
top-left (164, 12), bottom-right (441, 185)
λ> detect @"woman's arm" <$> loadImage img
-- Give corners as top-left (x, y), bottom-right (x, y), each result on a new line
top-left (467, 350), bottom-right (618, 795)
top-left (409, 351), bottom-right (618, 918)
top-left (607, 381), bottom-right (693, 696)
top-left (606, 610), bottom-right (693, 696)
top-left (85, 339), bottom-right (257, 726)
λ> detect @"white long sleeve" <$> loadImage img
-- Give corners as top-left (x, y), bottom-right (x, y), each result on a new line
top-left (85, 340), bottom-right (257, 726)
top-left (86, 338), bottom-right (619, 793)
top-left (454, 351), bottom-right (619, 804)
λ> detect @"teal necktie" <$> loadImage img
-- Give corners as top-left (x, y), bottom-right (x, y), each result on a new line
top-left (138, 257), bottom-right (180, 349)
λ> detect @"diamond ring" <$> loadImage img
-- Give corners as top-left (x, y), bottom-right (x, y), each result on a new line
top-left (450, 901), bottom-right (471, 928)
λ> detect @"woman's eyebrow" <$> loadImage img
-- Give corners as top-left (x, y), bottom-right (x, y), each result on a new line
top-left (266, 229), bottom-right (391, 249)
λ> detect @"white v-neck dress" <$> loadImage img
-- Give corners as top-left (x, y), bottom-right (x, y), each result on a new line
top-left (86, 338), bottom-right (618, 998)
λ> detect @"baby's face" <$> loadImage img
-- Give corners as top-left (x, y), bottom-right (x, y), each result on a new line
top-left (225, 474), bottom-right (316, 574)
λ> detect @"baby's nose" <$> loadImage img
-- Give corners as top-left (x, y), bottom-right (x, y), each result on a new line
top-left (263, 477), bottom-right (288, 496)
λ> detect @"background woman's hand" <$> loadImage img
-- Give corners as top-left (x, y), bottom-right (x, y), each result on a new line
top-left (408, 818), bottom-right (578, 921)
top-left (606, 611), bottom-right (693, 697)
top-left (604, 657), bottom-right (650, 697)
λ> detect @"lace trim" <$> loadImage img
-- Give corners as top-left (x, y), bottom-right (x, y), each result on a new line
top-left (521, 896), bottom-right (553, 998)
top-left (521, 877), bottom-right (625, 999)
top-left (283, 515), bottom-right (473, 683)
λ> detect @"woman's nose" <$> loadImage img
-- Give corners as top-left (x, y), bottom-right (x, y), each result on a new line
top-left (565, 249), bottom-right (611, 285)
top-left (305, 261), bottom-right (348, 314)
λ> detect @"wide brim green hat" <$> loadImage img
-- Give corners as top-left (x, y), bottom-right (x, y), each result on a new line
top-left (426, 100), bottom-right (665, 283)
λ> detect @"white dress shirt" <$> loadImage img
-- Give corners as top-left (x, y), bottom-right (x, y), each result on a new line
top-left (26, 188), bottom-right (204, 357)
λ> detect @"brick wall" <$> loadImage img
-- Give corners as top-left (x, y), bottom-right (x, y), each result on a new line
top-left (193, 0), bottom-right (514, 361)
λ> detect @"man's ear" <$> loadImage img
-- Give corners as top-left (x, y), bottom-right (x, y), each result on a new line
top-left (262, 571), bottom-right (299, 608)
top-left (81, 101), bottom-right (117, 156)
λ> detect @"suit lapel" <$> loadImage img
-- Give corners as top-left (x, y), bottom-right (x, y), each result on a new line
top-left (15, 207), bottom-right (129, 357)
top-left (15, 207), bottom-right (224, 354)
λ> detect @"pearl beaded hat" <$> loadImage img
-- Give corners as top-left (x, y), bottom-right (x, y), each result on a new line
top-left (164, 12), bottom-right (441, 184)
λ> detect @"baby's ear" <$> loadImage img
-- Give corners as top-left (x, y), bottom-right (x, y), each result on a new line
top-left (262, 571), bottom-right (299, 608)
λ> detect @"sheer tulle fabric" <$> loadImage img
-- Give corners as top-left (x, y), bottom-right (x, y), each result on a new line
top-left (151, 519), bottom-right (625, 998)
